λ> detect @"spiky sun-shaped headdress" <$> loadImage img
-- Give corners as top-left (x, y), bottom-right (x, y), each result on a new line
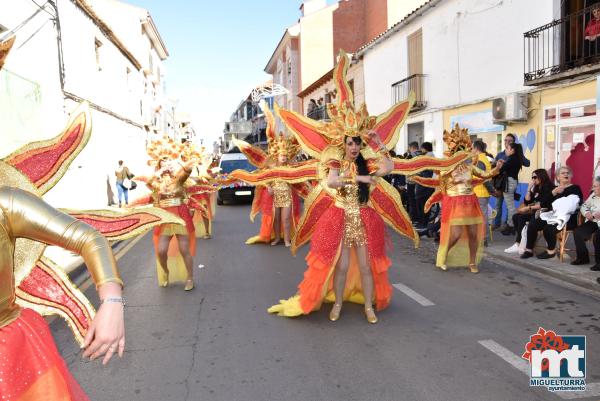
top-left (268, 132), bottom-right (301, 160)
top-left (323, 101), bottom-right (377, 148)
top-left (146, 136), bottom-right (204, 168)
top-left (443, 123), bottom-right (472, 157)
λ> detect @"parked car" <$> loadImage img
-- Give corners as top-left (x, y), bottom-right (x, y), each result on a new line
top-left (217, 152), bottom-right (256, 205)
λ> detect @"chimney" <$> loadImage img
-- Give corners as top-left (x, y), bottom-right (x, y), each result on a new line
top-left (300, 0), bottom-right (328, 17)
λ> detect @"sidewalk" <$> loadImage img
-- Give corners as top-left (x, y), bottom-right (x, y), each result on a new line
top-left (484, 227), bottom-right (600, 294)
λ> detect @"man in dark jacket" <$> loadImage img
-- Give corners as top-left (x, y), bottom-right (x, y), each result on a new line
top-left (405, 142), bottom-right (422, 223)
top-left (415, 142), bottom-right (435, 229)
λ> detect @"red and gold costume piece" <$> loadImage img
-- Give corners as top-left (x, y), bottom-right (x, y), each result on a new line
top-left (231, 103), bottom-right (306, 245)
top-left (135, 143), bottom-right (233, 285)
top-left (143, 137), bottom-right (199, 285)
top-left (413, 125), bottom-right (499, 268)
top-left (187, 167), bottom-right (234, 239)
top-left (264, 51), bottom-right (469, 318)
top-left (188, 181), bottom-right (215, 238)
top-left (0, 74), bottom-right (182, 401)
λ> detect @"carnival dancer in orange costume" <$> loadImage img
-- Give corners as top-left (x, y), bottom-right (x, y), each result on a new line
top-left (412, 124), bottom-right (502, 273)
top-left (184, 145), bottom-right (217, 240)
top-left (0, 38), bottom-right (182, 400)
top-left (143, 137), bottom-right (201, 291)
top-left (232, 51), bottom-right (470, 323)
top-left (233, 103), bottom-right (307, 246)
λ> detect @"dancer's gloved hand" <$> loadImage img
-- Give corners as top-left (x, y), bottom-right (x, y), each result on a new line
top-left (82, 282), bottom-right (125, 365)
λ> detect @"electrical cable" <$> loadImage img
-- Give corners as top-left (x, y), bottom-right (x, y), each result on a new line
top-left (0, 7), bottom-right (44, 39)
top-left (29, 0), bottom-right (56, 18)
top-left (16, 19), bottom-right (50, 50)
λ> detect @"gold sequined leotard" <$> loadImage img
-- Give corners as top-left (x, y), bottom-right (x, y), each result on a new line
top-left (440, 162), bottom-right (499, 196)
top-left (271, 180), bottom-right (292, 208)
top-left (147, 165), bottom-right (192, 207)
top-left (0, 186), bottom-right (122, 328)
top-left (335, 182), bottom-right (367, 248)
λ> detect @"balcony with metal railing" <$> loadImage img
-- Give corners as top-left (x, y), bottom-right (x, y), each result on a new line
top-left (524, 6), bottom-right (600, 85)
top-left (307, 104), bottom-right (329, 121)
top-left (391, 74), bottom-right (426, 112)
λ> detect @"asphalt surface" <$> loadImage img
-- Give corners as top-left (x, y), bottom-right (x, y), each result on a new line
top-left (52, 203), bottom-right (600, 401)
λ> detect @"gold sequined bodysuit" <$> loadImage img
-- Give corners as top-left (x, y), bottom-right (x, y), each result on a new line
top-left (440, 163), bottom-right (498, 196)
top-left (0, 186), bottom-right (122, 328)
top-left (335, 182), bottom-right (367, 248)
top-left (271, 181), bottom-right (292, 208)
top-left (147, 165), bottom-right (192, 207)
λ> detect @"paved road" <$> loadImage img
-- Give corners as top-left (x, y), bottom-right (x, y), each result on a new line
top-left (53, 203), bottom-right (600, 401)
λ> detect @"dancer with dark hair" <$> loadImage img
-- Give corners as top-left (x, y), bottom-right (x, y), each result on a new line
top-left (504, 169), bottom-right (555, 254)
top-left (264, 51), bottom-right (469, 323)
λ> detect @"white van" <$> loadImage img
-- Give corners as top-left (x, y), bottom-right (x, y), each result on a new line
top-left (217, 152), bottom-right (256, 205)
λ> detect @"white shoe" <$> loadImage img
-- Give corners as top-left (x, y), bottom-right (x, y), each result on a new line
top-left (504, 243), bottom-right (519, 253)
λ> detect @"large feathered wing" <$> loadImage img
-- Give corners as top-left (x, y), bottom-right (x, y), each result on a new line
top-left (370, 179), bottom-right (419, 247)
top-left (290, 184), bottom-right (334, 256)
top-left (232, 138), bottom-right (269, 169)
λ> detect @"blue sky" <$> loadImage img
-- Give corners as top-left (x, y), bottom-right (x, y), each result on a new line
top-left (125, 1), bottom-right (335, 145)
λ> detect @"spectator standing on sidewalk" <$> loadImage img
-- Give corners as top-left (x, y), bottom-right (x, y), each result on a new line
top-left (307, 99), bottom-right (317, 117)
top-left (405, 141), bottom-right (422, 223)
top-left (499, 142), bottom-right (525, 236)
top-left (572, 176), bottom-right (600, 270)
top-left (415, 142), bottom-right (436, 229)
top-left (115, 160), bottom-right (133, 208)
top-left (472, 140), bottom-right (495, 246)
top-left (493, 133), bottom-right (530, 230)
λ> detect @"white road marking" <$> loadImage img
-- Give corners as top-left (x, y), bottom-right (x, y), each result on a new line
top-left (479, 339), bottom-right (600, 399)
top-left (392, 282), bottom-right (435, 306)
top-left (478, 339), bottom-right (529, 375)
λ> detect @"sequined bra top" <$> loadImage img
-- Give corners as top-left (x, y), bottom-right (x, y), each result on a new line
top-left (148, 165), bottom-right (192, 208)
top-left (440, 162), bottom-right (499, 197)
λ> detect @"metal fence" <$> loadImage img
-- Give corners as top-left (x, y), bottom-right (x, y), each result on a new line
top-left (524, 6), bottom-right (600, 83)
top-left (391, 74), bottom-right (426, 110)
top-left (307, 104), bottom-right (329, 121)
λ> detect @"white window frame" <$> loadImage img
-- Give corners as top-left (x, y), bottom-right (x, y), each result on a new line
top-left (542, 98), bottom-right (599, 173)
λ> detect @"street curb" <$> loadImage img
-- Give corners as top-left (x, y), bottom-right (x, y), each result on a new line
top-left (484, 250), bottom-right (600, 298)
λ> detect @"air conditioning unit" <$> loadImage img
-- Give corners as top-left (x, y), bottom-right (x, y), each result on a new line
top-left (492, 93), bottom-right (528, 122)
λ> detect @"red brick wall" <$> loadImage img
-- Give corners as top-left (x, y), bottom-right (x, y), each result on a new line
top-left (332, 0), bottom-right (388, 58)
top-left (333, 0), bottom-right (366, 55)
top-left (365, 0), bottom-right (388, 43)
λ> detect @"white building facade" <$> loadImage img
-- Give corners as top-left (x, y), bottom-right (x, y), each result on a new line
top-left (360, 0), bottom-right (555, 156)
top-left (0, 0), bottom-right (170, 208)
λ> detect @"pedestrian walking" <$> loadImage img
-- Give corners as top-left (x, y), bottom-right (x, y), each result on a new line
top-left (115, 160), bottom-right (133, 207)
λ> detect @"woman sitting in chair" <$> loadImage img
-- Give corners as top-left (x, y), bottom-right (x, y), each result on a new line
top-left (571, 176), bottom-right (600, 270)
top-left (521, 166), bottom-right (583, 259)
top-left (504, 169), bottom-right (554, 254)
